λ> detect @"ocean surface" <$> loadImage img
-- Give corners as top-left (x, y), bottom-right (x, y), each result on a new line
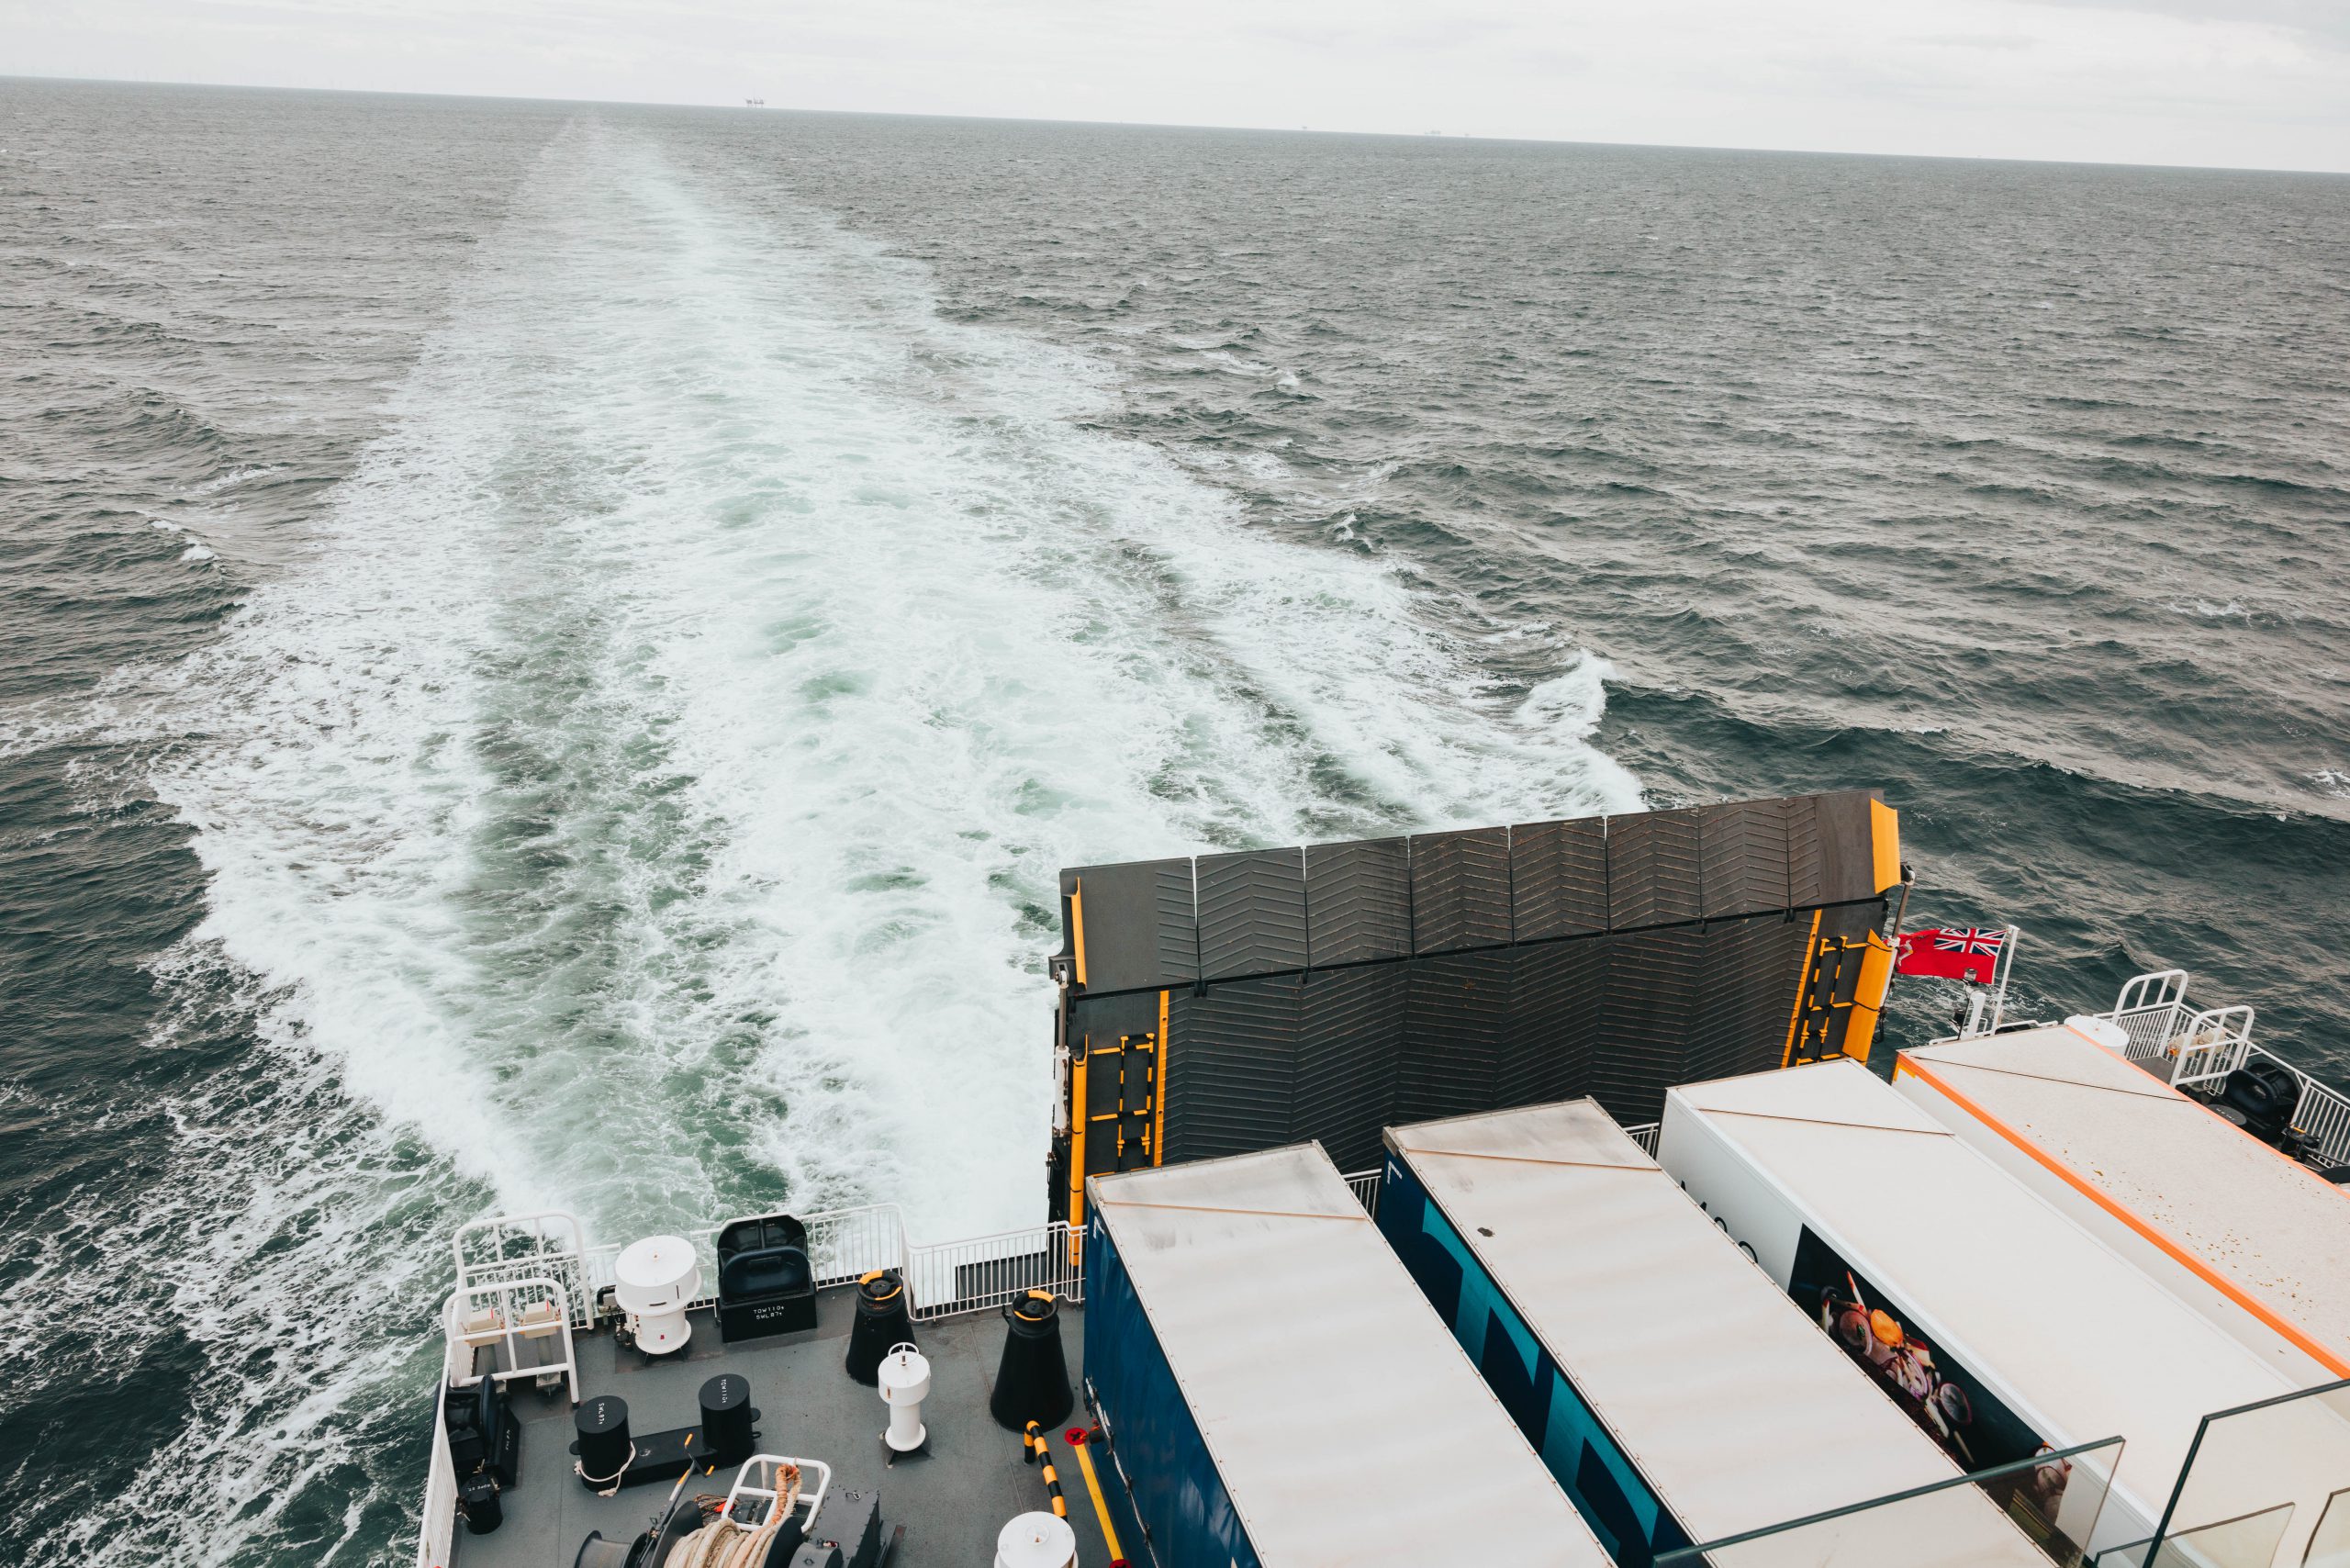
top-left (2, 75), bottom-right (2345, 1564)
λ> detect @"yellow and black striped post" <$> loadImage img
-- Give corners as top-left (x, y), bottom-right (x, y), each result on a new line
top-left (1023, 1421), bottom-right (1069, 1518)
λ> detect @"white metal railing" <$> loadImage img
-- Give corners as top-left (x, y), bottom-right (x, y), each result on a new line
top-left (722, 1454), bottom-right (832, 1530)
top-left (453, 1210), bottom-right (595, 1330)
top-left (417, 1381), bottom-right (457, 1568)
top-left (1623, 1121), bottom-right (1661, 1156)
top-left (2168, 1005), bottom-right (2257, 1088)
top-left (442, 1276), bottom-right (579, 1403)
top-left (570, 1203), bottom-right (912, 1322)
top-left (2094, 970), bottom-right (2350, 1168)
top-left (906, 1221), bottom-right (1084, 1322)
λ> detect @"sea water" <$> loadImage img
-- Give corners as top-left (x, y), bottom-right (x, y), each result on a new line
top-left (2, 79), bottom-right (2344, 1565)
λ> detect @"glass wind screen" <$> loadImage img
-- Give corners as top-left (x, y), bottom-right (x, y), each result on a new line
top-left (2147, 1379), bottom-right (2350, 1568)
top-left (1654, 1436), bottom-right (2125, 1568)
top-left (2302, 1490), bottom-right (2350, 1568)
top-left (2092, 1503), bottom-right (2296, 1568)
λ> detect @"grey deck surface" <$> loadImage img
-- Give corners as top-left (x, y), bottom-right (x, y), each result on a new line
top-left (452, 1290), bottom-right (1137, 1567)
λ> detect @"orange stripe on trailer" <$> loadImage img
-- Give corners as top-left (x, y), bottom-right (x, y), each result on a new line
top-left (1898, 1053), bottom-right (2350, 1379)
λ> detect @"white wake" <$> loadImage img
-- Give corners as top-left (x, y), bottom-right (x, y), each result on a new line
top-left (3, 114), bottom-right (1637, 1566)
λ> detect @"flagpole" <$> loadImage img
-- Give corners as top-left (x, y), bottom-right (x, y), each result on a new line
top-left (1987, 924), bottom-right (2020, 1034)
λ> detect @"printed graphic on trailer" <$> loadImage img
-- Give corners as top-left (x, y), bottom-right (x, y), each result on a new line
top-left (1787, 1226), bottom-right (2076, 1540)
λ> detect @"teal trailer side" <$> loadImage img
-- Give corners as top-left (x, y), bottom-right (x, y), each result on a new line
top-left (1084, 1145), bottom-right (1612, 1568)
top-left (1376, 1148), bottom-right (1691, 1566)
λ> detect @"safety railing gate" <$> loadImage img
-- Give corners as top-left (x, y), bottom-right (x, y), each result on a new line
top-left (2097, 970), bottom-right (2350, 1168)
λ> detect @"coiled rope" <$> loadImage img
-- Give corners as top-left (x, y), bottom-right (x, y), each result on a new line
top-left (661, 1464), bottom-right (801, 1568)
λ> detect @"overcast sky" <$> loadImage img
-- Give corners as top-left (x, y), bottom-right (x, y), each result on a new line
top-left (9, 0), bottom-right (2349, 172)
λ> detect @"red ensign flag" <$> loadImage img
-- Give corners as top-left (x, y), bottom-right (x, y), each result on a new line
top-left (1895, 926), bottom-right (2004, 984)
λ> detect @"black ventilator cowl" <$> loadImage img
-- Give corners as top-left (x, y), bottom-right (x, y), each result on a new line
top-left (990, 1289), bottom-right (1074, 1431)
top-left (845, 1271), bottom-right (914, 1386)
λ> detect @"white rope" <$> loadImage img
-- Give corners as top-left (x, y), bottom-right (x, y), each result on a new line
top-left (662, 1465), bottom-right (801, 1568)
top-left (575, 1442), bottom-right (637, 1498)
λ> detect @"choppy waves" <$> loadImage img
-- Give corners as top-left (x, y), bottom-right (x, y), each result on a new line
top-left (6, 85), bottom-right (2346, 1568)
top-left (3, 108), bottom-right (1633, 1566)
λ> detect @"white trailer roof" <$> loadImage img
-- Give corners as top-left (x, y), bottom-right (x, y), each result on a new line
top-left (1088, 1144), bottom-right (1610, 1568)
top-left (1668, 1061), bottom-right (2350, 1557)
top-left (1386, 1101), bottom-right (2047, 1566)
top-left (1900, 1025), bottom-right (2350, 1378)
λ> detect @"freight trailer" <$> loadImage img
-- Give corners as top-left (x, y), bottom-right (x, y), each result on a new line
top-left (1082, 1143), bottom-right (1612, 1568)
top-left (1897, 1024), bottom-right (2350, 1385)
top-left (1377, 1100), bottom-right (2058, 1568)
top-left (1659, 1059), bottom-right (2350, 1567)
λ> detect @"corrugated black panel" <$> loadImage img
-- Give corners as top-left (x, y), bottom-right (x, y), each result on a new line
top-left (1303, 836), bottom-right (1411, 969)
top-left (1292, 966), bottom-right (1409, 1171)
top-left (1064, 857), bottom-right (1195, 991)
top-left (1510, 816), bottom-right (1609, 940)
top-left (1585, 928), bottom-right (1706, 1126)
top-left (1393, 951), bottom-right (1510, 1125)
top-left (1817, 791), bottom-right (1883, 903)
top-left (1195, 848), bottom-right (1307, 981)
top-left (1155, 864), bottom-right (1198, 981)
top-left (1606, 808), bottom-right (1703, 930)
top-left (1683, 915), bottom-right (1807, 1085)
top-left (1161, 975), bottom-right (1300, 1163)
top-left (1697, 798), bottom-right (1792, 920)
top-left (1054, 790), bottom-right (1892, 1214)
top-left (1786, 795), bottom-right (1826, 910)
top-left (1497, 939), bottom-right (1606, 1107)
top-left (1409, 827), bottom-right (1512, 955)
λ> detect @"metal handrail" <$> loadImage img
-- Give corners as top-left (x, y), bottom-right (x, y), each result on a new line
top-left (2094, 971), bottom-right (2350, 1168)
top-left (416, 1381), bottom-right (457, 1568)
top-left (2168, 1004), bottom-right (2257, 1089)
top-left (442, 1275), bottom-right (579, 1404)
top-left (722, 1454), bottom-right (832, 1530)
top-left (906, 1221), bottom-right (1084, 1322)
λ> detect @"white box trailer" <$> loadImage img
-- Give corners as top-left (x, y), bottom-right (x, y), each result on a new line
top-left (1897, 1025), bottom-right (2350, 1386)
top-left (1085, 1142), bottom-right (1613, 1568)
top-left (1658, 1059), bottom-right (2350, 1566)
top-left (1378, 1100), bottom-right (2053, 1568)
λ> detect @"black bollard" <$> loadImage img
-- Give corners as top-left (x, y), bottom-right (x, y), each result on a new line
top-left (845, 1270), bottom-right (914, 1386)
top-left (990, 1289), bottom-right (1074, 1431)
top-left (574, 1394), bottom-right (632, 1492)
top-left (699, 1373), bottom-right (756, 1467)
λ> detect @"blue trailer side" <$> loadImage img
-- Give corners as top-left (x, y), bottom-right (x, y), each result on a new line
top-left (1377, 1150), bottom-right (1693, 1568)
top-left (1085, 1211), bottom-right (1259, 1568)
top-left (1085, 1145), bottom-right (1613, 1568)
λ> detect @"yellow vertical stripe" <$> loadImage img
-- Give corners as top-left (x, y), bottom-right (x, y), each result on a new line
top-left (1780, 909), bottom-right (1824, 1069)
top-left (1069, 879), bottom-right (1088, 988)
top-left (1868, 799), bottom-right (1902, 898)
top-left (1068, 1047), bottom-right (1088, 1241)
top-left (1841, 931), bottom-right (1896, 1065)
top-left (1151, 989), bottom-right (1169, 1166)
top-left (1069, 1437), bottom-right (1125, 1562)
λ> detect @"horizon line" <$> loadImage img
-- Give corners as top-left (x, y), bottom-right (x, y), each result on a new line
top-left (6, 70), bottom-right (2347, 180)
